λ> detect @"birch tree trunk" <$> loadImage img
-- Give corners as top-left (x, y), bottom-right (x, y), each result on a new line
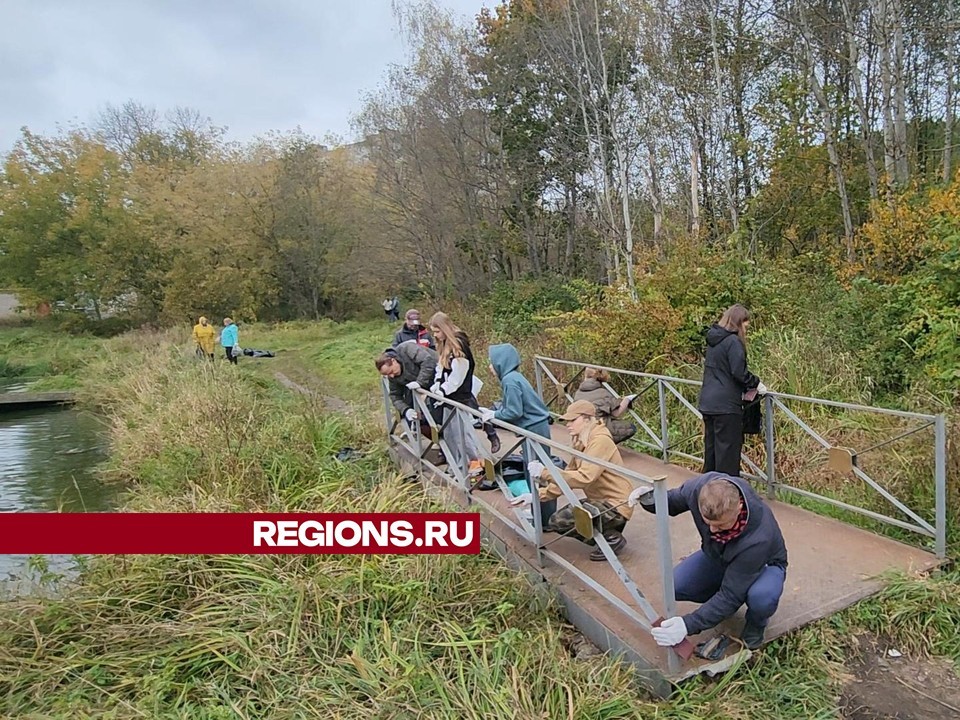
top-left (876, 0), bottom-right (909, 190)
top-left (841, 0), bottom-right (880, 200)
top-left (798, 5), bottom-right (855, 258)
top-left (690, 132), bottom-right (701, 237)
top-left (707, 0), bottom-right (739, 234)
top-left (648, 143), bottom-right (664, 248)
top-left (944, 1), bottom-right (957, 182)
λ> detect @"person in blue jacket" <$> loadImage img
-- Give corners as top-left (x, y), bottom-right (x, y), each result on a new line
top-left (482, 343), bottom-right (556, 521)
top-left (482, 343), bottom-right (552, 438)
top-left (631, 471), bottom-right (787, 650)
top-left (220, 317), bottom-right (239, 365)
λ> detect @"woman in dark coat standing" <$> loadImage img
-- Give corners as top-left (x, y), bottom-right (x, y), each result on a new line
top-left (697, 304), bottom-right (767, 476)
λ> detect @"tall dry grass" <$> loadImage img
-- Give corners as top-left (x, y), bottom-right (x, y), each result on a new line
top-left (1, 328), bottom-right (957, 718)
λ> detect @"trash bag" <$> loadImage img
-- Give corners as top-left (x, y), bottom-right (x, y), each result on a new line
top-left (742, 399), bottom-right (762, 435)
top-left (606, 418), bottom-right (637, 444)
top-left (334, 447), bottom-right (363, 462)
top-left (696, 634), bottom-right (734, 661)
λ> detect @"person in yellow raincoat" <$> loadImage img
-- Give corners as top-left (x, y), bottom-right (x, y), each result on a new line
top-left (192, 316), bottom-right (216, 360)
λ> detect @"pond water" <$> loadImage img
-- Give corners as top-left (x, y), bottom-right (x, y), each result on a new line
top-left (0, 402), bottom-right (119, 594)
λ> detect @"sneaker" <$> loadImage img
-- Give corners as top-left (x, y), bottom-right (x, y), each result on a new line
top-left (589, 532), bottom-right (626, 561)
top-left (468, 460), bottom-right (484, 477)
top-left (489, 435), bottom-right (501, 454)
top-left (740, 621), bottom-right (765, 650)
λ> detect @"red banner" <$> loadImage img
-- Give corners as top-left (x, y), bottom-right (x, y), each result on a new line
top-left (0, 513), bottom-right (481, 554)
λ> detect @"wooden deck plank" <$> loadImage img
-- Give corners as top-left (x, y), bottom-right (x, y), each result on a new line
top-left (0, 392), bottom-right (74, 409)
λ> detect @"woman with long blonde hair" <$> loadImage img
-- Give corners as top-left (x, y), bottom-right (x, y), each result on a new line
top-left (428, 312), bottom-right (500, 474)
top-left (697, 304), bottom-right (768, 476)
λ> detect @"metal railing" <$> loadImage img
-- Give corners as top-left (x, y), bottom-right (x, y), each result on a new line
top-left (381, 379), bottom-right (688, 672)
top-left (534, 356), bottom-right (948, 558)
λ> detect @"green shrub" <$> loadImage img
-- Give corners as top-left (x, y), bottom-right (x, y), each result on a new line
top-left (0, 358), bottom-right (27, 378)
top-left (55, 313), bottom-right (137, 338)
top-left (543, 284), bottom-right (683, 372)
top-left (480, 277), bottom-right (584, 339)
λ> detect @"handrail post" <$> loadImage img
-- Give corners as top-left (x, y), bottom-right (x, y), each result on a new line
top-left (764, 393), bottom-right (776, 499)
top-left (525, 437), bottom-right (546, 566)
top-left (935, 415), bottom-right (947, 558)
top-left (381, 379), bottom-right (393, 435)
top-left (652, 475), bottom-right (680, 674)
top-left (534, 358), bottom-right (545, 400)
top-left (456, 406), bottom-right (470, 492)
top-left (658, 380), bottom-right (670, 463)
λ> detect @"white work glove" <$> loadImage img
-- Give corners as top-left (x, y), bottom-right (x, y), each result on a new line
top-left (756, 381), bottom-right (769, 395)
top-left (404, 408), bottom-right (417, 423)
top-left (479, 407), bottom-right (495, 423)
top-left (430, 382), bottom-right (443, 396)
top-left (510, 493), bottom-right (533, 507)
top-left (406, 381), bottom-right (421, 390)
top-left (527, 460), bottom-right (545, 479)
top-left (651, 616), bottom-right (688, 647)
top-left (628, 485), bottom-right (654, 507)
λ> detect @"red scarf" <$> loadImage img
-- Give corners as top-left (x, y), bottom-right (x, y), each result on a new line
top-left (711, 501), bottom-right (748, 544)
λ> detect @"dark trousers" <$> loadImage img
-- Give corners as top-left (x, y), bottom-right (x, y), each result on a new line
top-left (463, 394), bottom-right (498, 442)
top-left (545, 500), bottom-right (628, 545)
top-left (702, 413), bottom-right (743, 476)
top-left (674, 550), bottom-right (786, 630)
top-left (429, 396), bottom-right (498, 442)
top-left (224, 346), bottom-right (238, 365)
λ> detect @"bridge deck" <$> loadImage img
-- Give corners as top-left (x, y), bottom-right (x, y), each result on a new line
top-left (0, 392), bottom-right (74, 410)
top-left (395, 423), bottom-right (939, 690)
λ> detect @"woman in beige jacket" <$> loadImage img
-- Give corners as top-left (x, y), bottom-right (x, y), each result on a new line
top-left (513, 399), bottom-right (633, 561)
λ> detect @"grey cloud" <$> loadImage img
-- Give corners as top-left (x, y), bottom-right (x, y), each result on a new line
top-left (1, 0), bottom-right (489, 154)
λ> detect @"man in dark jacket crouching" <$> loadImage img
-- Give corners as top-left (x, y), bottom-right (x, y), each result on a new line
top-left (376, 342), bottom-right (438, 427)
top-left (630, 472), bottom-right (787, 649)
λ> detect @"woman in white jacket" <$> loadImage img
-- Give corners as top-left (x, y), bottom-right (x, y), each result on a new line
top-left (428, 312), bottom-right (494, 476)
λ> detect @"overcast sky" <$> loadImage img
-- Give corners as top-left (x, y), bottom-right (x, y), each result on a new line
top-left (1, 0), bottom-right (492, 155)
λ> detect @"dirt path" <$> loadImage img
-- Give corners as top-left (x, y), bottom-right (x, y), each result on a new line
top-left (273, 371), bottom-right (351, 413)
top-left (841, 634), bottom-right (960, 719)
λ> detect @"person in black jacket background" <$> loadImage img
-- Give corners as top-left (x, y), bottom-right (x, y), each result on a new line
top-left (392, 309), bottom-right (435, 349)
top-left (697, 304), bottom-right (768, 476)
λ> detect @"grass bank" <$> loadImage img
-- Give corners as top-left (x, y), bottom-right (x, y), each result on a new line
top-left (0, 323), bottom-right (956, 718)
top-left (0, 322), bottom-right (107, 390)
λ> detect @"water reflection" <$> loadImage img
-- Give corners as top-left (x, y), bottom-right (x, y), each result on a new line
top-left (0, 407), bottom-right (118, 590)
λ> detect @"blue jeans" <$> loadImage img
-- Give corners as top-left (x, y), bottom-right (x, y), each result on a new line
top-left (674, 550), bottom-right (785, 629)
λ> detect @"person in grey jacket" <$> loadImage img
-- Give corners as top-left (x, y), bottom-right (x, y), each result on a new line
top-left (375, 342), bottom-right (438, 426)
top-left (697, 304), bottom-right (768, 476)
top-left (574, 367), bottom-right (638, 443)
top-left (631, 472), bottom-right (787, 650)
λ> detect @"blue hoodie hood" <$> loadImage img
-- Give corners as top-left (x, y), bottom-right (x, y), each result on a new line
top-left (489, 343), bottom-right (521, 380)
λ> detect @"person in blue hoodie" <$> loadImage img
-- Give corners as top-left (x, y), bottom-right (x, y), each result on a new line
top-left (482, 344), bottom-right (557, 521)
top-left (483, 343), bottom-right (552, 438)
top-left (220, 317), bottom-right (239, 365)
